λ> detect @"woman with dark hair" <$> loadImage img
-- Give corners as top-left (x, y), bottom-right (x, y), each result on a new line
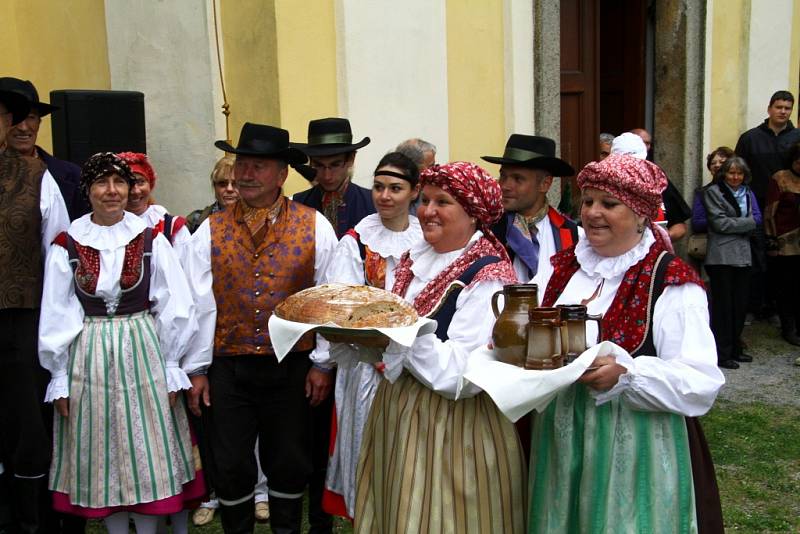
top-left (527, 154), bottom-right (725, 533)
top-left (353, 162), bottom-right (526, 533)
top-left (691, 146), bottom-right (735, 233)
top-left (704, 156), bottom-right (761, 369)
top-left (765, 141), bottom-right (800, 347)
top-left (38, 153), bottom-right (199, 533)
top-left (320, 151), bottom-right (422, 519)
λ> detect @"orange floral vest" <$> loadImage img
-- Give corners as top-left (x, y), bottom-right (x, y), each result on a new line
top-left (210, 197), bottom-right (316, 356)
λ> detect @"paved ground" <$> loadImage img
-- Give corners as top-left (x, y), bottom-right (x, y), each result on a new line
top-left (717, 320), bottom-right (800, 407)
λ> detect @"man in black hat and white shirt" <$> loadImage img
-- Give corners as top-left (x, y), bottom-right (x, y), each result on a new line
top-left (293, 117), bottom-right (375, 238)
top-left (0, 77), bottom-right (88, 221)
top-left (181, 122), bottom-right (337, 533)
top-left (483, 134), bottom-right (582, 288)
top-left (0, 85), bottom-right (69, 533)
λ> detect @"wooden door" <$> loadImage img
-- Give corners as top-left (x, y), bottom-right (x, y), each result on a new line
top-left (599, 0), bottom-right (647, 135)
top-left (560, 0), bottom-right (599, 213)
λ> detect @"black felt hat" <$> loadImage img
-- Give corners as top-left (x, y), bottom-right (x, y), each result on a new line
top-left (0, 77), bottom-right (58, 118)
top-left (482, 134), bottom-right (575, 176)
top-left (293, 117), bottom-right (370, 157)
top-left (215, 122), bottom-right (307, 165)
top-left (0, 89), bottom-right (30, 126)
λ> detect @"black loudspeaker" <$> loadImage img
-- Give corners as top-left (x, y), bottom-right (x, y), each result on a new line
top-left (49, 90), bottom-right (146, 167)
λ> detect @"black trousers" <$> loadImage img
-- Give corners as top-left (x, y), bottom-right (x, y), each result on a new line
top-left (706, 265), bottom-right (751, 362)
top-left (0, 309), bottom-right (51, 534)
top-left (773, 255), bottom-right (800, 331)
top-left (308, 383), bottom-right (334, 533)
top-left (205, 353), bottom-right (313, 532)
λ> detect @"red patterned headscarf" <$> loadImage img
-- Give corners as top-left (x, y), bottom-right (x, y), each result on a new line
top-left (576, 153), bottom-right (666, 220)
top-left (420, 161), bottom-right (504, 228)
top-left (117, 152), bottom-right (157, 188)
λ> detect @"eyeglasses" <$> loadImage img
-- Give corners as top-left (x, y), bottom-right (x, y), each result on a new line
top-left (309, 159), bottom-right (347, 172)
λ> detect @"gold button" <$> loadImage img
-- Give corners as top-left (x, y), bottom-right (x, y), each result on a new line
top-left (255, 290), bottom-right (261, 296)
top-left (254, 272), bottom-right (260, 277)
top-left (253, 253), bottom-right (259, 259)
top-left (256, 328), bottom-right (261, 333)
top-left (255, 309), bottom-right (261, 314)
top-left (269, 291), bottom-right (274, 296)
top-left (268, 252), bottom-right (273, 258)
top-left (256, 346), bottom-right (261, 351)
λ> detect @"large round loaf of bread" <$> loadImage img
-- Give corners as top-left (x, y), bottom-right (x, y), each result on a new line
top-left (274, 283), bottom-right (418, 328)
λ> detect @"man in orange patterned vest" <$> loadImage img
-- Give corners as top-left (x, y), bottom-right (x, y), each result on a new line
top-left (181, 123), bottom-right (338, 534)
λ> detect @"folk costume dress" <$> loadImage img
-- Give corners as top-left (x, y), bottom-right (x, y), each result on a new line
top-left (529, 229), bottom-right (725, 533)
top-left (354, 231), bottom-right (527, 534)
top-left (39, 212), bottom-right (199, 518)
top-left (136, 204), bottom-right (191, 249)
top-left (321, 213), bottom-right (422, 518)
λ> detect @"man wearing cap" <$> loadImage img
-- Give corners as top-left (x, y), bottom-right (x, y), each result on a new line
top-left (0, 78), bottom-right (88, 221)
top-left (483, 134), bottom-right (582, 288)
top-left (0, 86), bottom-right (70, 533)
top-left (293, 117), bottom-right (375, 238)
top-left (181, 123), bottom-right (337, 533)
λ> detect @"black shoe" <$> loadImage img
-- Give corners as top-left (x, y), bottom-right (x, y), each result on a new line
top-left (719, 360), bottom-right (740, 369)
top-left (735, 353), bottom-right (753, 363)
top-left (782, 331), bottom-right (800, 346)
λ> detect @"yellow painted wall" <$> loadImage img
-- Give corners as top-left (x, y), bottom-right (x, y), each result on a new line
top-left (445, 0), bottom-right (506, 165)
top-left (708, 0), bottom-right (750, 152)
top-left (220, 0), bottom-right (281, 140)
top-left (790, 0), bottom-right (800, 126)
top-left (274, 0), bottom-right (339, 195)
top-left (0, 0), bottom-right (111, 152)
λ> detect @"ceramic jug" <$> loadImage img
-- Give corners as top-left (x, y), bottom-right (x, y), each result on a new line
top-left (525, 307), bottom-right (568, 370)
top-left (491, 284), bottom-right (539, 367)
top-left (557, 304), bottom-right (602, 362)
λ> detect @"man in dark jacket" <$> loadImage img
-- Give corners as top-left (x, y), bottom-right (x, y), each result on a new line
top-left (735, 90), bottom-right (800, 210)
top-left (293, 117), bottom-right (375, 239)
top-left (735, 91), bottom-right (800, 322)
top-left (0, 78), bottom-right (89, 221)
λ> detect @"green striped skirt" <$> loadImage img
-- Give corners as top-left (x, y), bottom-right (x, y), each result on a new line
top-left (528, 384), bottom-right (697, 533)
top-left (354, 373), bottom-right (527, 534)
top-left (50, 311), bottom-right (194, 509)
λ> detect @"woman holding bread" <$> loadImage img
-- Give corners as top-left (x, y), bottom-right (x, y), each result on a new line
top-left (321, 152), bottom-right (423, 519)
top-left (353, 161), bottom-right (526, 534)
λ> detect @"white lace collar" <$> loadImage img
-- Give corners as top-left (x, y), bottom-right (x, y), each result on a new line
top-left (575, 227), bottom-right (655, 279)
top-left (136, 204), bottom-right (167, 227)
top-left (409, 230), bottom-right (483, 282)
top-left (68, 211), bottom-right (147, 251)
top-left (354, 213), bottom-right (423, 260)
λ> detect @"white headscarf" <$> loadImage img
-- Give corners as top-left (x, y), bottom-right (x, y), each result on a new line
top-left (610, 132), bottom-right (648, 160)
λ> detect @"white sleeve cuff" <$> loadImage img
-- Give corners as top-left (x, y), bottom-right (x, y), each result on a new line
top-left (384, 340), bottom-right (412, 383)
top-left (166, 363), bottom-right (193, 393)
top-left (45, 374), bottom-right (69, 403)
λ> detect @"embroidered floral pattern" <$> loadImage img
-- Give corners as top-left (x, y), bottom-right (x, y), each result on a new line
top-left (543, 241), bottom-right (703, 353)
top-left (392, 236), bottom-right (516, 316)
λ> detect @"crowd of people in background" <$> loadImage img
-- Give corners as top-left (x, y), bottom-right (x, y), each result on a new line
top-left (0, 73), bottom-right (798, 534)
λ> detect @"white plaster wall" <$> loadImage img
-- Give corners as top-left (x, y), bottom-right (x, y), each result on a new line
top-left (104, 0), bottom-right (225, 217)
top-left (746, 0), bottom-right (795, 127)
top-left (335, 0), bottom-right (450, 187)
top-left (504, 0), bottom-right (535, 136)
